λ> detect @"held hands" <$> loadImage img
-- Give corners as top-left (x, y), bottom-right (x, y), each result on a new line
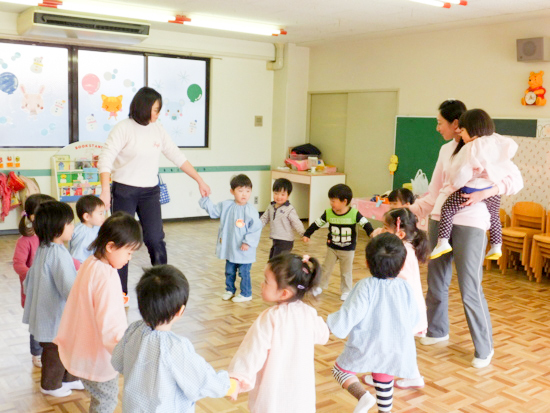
top-left (303, 236), bottom-right (310, 243)
top-left (241, 243), bottom-right (249, 251)
top-left (226, 378), bottom-right (241, 401)
top-left (198, 181), bottom-right (211, 197)
top-left (99, 190), bottom-right (111, 210)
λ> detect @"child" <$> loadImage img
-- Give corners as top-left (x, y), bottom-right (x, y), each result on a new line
top-left (199, 174), bottom-right (263, 302)
top-left (363, 208), bottom-right (429, 391)
top-left (13, 194), bottom-right (55, 368)
top-left (328, 233), bottom-right (420, 413)
top-left (111, 265), bottom-right (234, 412)
top-left (70, 195), bottom-right (106, 264)
top-left (22, 201), bottom-right (83, 398)
top-left (303, 184), bottom-right (374, 300)
top-left (430, 109), bottom-right (522, 260)
top-left (260, 178), bottom-right (305, 258)
top-left (388, 188), bottom-right (415, 208)
top-left (228, 253), bottom-right (330, 413)
top-left (55, 212), bottom-right (143, 413)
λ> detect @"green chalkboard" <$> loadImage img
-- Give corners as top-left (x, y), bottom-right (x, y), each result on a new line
top-left (394, 117), bottom-right (446, 190)
top-left (393, 116), bottom-right (537, 190)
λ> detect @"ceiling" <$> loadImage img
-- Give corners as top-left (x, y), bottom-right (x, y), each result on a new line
top-left (3, 0), bottom-right (550, 45)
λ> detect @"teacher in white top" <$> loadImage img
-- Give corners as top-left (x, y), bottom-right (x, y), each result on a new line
top-left (98, 87), bottom-right (210, 298)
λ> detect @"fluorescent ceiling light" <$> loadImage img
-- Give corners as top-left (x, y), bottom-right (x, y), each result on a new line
top-left (0, 0), bottom-right (39, 5)
top-left (58, 1), bottom-right (175, 22)
top-left (185, 15), bottom-right (283, 36)
top-left (447, 0), bottom-right (468, 4)
top-left (409, 0), bottom-right (451, 8)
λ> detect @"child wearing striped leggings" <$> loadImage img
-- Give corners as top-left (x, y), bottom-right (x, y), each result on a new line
top-left (327, 233), bottom-right (420, 412)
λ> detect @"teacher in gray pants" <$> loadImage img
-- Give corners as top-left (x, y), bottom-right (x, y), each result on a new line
top-left (410, 100), bottom-right (523, 368)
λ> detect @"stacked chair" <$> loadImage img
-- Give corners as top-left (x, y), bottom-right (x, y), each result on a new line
top-left (530, 211), bottom-right (550, 282)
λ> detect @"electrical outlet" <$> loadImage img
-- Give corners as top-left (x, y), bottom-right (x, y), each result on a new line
top-left (254, 196), bottom-right (259, 204)
top-left (254, 116), bottom-right (263, 127)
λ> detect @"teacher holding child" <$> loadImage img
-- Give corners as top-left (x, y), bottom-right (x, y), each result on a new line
top-left (98, 87), bottom-right (210, 301)
top-left (410, 99), bottom-right (523, 368)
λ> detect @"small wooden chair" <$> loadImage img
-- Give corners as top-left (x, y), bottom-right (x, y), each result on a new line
top-left (485, 209), bottom-right (510, 271)
top-left (530, 212), bottom-right (550, 282)
top-left (499, 202), bottom-right (546, 279)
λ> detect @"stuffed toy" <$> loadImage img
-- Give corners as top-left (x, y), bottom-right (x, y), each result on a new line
top-left (522, 71), bottom-right (546, 106)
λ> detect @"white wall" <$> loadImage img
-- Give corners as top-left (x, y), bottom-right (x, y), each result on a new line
top-left (0, 11), bottom-right (277, 230)
top-left (308, 16), bottom-right (550, 119)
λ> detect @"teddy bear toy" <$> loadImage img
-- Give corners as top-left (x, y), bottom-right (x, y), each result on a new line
top-left (522, 71), bottom-right (546, 106)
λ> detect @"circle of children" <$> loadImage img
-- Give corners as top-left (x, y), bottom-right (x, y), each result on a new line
top-left (15, 107), bottom-right (518, 413)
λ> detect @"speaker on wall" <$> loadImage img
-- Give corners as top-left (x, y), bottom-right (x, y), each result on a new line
top-left (517, 37), bottom-right (550, 62)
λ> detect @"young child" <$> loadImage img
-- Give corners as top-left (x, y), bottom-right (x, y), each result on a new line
top-left (260, 178), bottom-right (305, 258)
top-left (430, 109), bottom-right (522, 260)
top-left (199, 174), bottom-right (263, 302)
top-left (328, 233), bottom-right (420, 413)
top-left (228, 253), bottom-right (330, 413)
top-left (70, 195), bottom-right (106, 264)
top-left (388, 188), bottom-right (415, 208)
top-left (13, 194), bottom-right (55, 368)
top-left (22, 201), bottom-right (83, 398)
top-left (303, 184), bottom-right (374, 300)
top-left (363, 208), bottom-right (429, 391)
top-left (55, 211), bottom-right (143, 413)
top-left (111, 265), bottom-right (234, 412)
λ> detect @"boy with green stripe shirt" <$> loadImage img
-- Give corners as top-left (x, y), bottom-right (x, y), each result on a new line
top-left (303, 184), bottom-right (374, 301)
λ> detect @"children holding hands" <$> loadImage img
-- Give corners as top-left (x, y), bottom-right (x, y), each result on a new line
top-left (260, 178), bottom-right (305, 258)
top-left (303, 184), bottom-right (374, 300)
top-left (199, 174), bottom-right (262, 302)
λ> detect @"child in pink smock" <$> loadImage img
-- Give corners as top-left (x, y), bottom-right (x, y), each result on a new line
top-left (363, 208), bottom-right (429, 391)
top-left (228, 253), bottom-right (330, 413)
top-left (430, 109), bottom-right (522, 260)
top-left (55, 212), bottom-right (143, 412)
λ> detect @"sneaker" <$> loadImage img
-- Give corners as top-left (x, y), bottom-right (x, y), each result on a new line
top-left (485, 244), bottom-right (502, 260)
top-left (41, 386), bottom-right (72, 398)
top-left (353, 391), bottom-right (376, 413)
top-left (420, 334), bottom-right (449, 345)
top-left (471, 349), bottom-right (494, 368)
top-left (123, 293), bottom-right (129, 308)
top-left (340, 292), bottom-right (349, 301)
top-left (62, 380), bottom-right (84, 390)
top-left (430, 239), bottom-right (452, 259)
top-left (222, 291), bottom-right (234, 301)
top-left (312, 287), bottom-right (323, 297)
top-left (32, 355), bottom-right (42, 368)
top-left (232, 294), bottom-right (252, 303)
top-left (395, 376), bottom-right (425, 389)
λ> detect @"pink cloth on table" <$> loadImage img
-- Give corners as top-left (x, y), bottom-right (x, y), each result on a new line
top-left (398, 242), bottom-right (427, 335)
top-left (55, 255), bottom-right (127, 382)
top-left (409, 140), bottom-right (523, 231)
top-left (13, 235), bottom-right (80, 308)
top-left (352, 198), bottom-right (390, 222)
top-left (229, 300), bottom-right (329, 413)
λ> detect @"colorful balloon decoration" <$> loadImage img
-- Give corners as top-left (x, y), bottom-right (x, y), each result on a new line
top-left (82, 73), bottom-right (100, 95)
top-left (0, 72), bottom-right (19, 95)
top-left (187, 84), bottom-right (203, 103)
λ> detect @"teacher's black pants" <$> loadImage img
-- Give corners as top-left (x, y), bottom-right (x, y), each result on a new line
top-left (112, 182), bottom-right (167, 294)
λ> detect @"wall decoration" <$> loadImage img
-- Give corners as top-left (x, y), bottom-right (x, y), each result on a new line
top-left (148, 56), bottom-right (208, 147)
top-left (521, 71), bottom-right (546, 106)
top-left (0, 42), bottom-right (69, 147)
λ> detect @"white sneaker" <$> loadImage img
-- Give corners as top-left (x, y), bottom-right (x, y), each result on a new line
top-left (430, 239), bottom-right (452, 259)
top-left (471, 349), bottom-right (494, 368)
top-left (62, 380), bottom-right (84, 390)
top-left (340, 292), bottom-right (349, 301)
top-left (420, 334), bottom-right (449, 345)
top-left (41, 386), bottom-right (72, 398)
top-left (395, 376), bottom-right (425, 389)
top-left (485, 244), bottom-right (502, 260)
top-left (312, 287), bottom-right (322, 297)
top-left (353, 391), bottom-right (376, 413)
top-left (32, 355), bottom-right (42, 368)
top-left (222, 291), bottom-right (234, 301)
top-left (232, 294), bottom-right (252, 303)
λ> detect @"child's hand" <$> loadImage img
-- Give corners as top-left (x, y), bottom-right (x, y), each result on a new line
top-left (241, 243), bottom-right (249, 251)
top-left (371, 228), bottom-right (383, 237)
top-left (226, 378), bottom-right (241, 400)
top-left (303, 236), bottom-right (310, 243)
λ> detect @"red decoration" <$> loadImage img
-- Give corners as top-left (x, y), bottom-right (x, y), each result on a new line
top-left (38, 0), bottom-right (63, 8)
top-left (169, 15), bottom-right (191, 24)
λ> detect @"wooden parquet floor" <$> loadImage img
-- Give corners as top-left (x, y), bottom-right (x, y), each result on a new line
top-left (1, 219), bottom-right (550, 412)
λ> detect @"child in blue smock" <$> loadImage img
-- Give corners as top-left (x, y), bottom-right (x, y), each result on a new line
top-left (328, 233), bottom-right (419, 413)
top-left (69, 195), bottom-right (106, 263)
top-left (199, 174), bottom-right (262, 303)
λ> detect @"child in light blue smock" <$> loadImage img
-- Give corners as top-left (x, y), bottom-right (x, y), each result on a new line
top-left (69, 195), bottom-right (105, 263)
top-left (328, 233), bottom-right (419, 413)
top-left (199, 174), bottom-right (262, 303)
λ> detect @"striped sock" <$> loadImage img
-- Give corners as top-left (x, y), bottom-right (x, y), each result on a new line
top-left (332, 364), bottom-right (355, 388)
top-left (374, 378), bottom-right (394, 412)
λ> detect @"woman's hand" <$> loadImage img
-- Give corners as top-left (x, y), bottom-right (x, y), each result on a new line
top-left (99, 188), bottom-right (111, 210)
top-left (460, 186), bottom-right (498, 207)
top-left (198, 181), bottom-right (211, 197)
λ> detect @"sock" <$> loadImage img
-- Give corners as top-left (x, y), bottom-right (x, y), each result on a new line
top-left (374, 378), bottom-right (394, 412)
top-left (332, 364), bottom-right (355, 388)
top-left (347, 381), bottom-right (367, 401)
